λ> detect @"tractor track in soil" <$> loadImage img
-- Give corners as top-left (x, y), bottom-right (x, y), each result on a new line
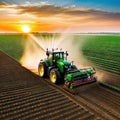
top-left (0, 51), bottom-right (120, 120)
top-left (74, 83), bottom-right (120, 120)
top-left (44, 79), bottom-right (120, 120)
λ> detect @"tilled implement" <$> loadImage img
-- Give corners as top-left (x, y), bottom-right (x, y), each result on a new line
top-left (65, 68), bottom-right (96, 89)
top-left (38, 49), bottom-right (96, 89)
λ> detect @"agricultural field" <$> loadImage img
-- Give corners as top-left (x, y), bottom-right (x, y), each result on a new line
top-left (80, 35), bottom-right (120, 75)
top-left (0, 33), bottom-right (120, 88)
top-left (0, 34), bottom-right (26, 61)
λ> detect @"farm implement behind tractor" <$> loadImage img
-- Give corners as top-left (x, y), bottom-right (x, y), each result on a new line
top-left (38, 49), bottom-right (96, 89)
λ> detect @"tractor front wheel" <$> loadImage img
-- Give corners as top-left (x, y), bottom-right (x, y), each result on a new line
top-left (38, 62), bottom-right (47, 77)
top-left (49, 69), bottom-right (61, 84)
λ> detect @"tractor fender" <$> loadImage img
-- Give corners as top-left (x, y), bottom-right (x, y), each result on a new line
top-left (47, 66), bottom-right (56, 76)
top-left (40, 59), bottom-right (50, 67)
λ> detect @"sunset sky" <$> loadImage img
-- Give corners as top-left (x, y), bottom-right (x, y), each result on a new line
top-left (0, 0), bottom-right (120, 33)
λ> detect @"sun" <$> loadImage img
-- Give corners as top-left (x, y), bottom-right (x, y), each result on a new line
top-left (21, 25), bottom-right (30, 33)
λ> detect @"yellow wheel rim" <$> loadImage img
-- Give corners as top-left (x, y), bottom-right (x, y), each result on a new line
top-left (39, 64), bottom-right (44, 77)
top-left (50, 71), bottom-right (56, 83)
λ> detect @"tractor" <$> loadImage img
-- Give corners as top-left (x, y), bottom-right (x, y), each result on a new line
top-left (38, 49), bottom-right (96, 89)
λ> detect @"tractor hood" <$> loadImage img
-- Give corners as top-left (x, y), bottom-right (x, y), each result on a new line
top-left (56, 59), bottom-right (71, 73)
top-left (57, 59), bottom-right (71, 66)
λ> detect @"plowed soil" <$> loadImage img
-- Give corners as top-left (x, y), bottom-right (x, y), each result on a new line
top-left (74, 83), bottom-right (120, 120)
top-left (0, 51), bottom-right (120, 120)
top-left (0, 51), bottom-right (94, 120)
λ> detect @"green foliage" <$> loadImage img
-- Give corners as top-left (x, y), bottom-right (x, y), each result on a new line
top-left (0, 34), bottom-right (26, 61)
top-left (81, 35), bottom-right (120, 74)
top-left (100, 82), bottom-right (120, 92)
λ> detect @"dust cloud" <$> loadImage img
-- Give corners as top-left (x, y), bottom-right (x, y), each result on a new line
top-left (20, 34), bottom-right (46, 70)
top-left (20, 33), bottom-right (71, 70)
top-left (20, 33), bottom-right (92, 72)
top-left (57, 35), bottom-right (91, 68)
top-left (95, 69), bottom-right (105, 82)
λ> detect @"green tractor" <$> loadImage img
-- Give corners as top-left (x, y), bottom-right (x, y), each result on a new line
top-left (38, 49), bottom-right (96, 89)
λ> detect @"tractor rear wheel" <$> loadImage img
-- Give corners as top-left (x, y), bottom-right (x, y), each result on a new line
top-left (49, 69), bottom-right (61, 84)
top-left (38, 62), bottom-right (47, 77)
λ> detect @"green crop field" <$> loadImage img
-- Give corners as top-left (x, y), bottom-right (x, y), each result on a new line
top-left (0, 34), bottom-right (26, 61)
top-left (0, 33), bottom-right (120, 75)
top-left (80, 35), bottom-right (120, 74)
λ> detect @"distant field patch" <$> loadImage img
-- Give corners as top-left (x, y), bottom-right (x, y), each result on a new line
top-left (81, 35), bottom-right (120, 74)
top-left (0, 34), bottom-right (26, 61)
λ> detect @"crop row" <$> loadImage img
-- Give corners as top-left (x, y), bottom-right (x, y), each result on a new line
top-left (85, 55), bottom-right (120, 74)
top-left (81, 35), bottom-right (120, 74)
top-left (83, 50), bottom-right (120, 62)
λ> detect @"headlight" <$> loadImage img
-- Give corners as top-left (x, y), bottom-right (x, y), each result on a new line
top-left (64, 66), bottom-right (68, 69)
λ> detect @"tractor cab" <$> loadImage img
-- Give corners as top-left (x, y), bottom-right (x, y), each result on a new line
top-left (53, 52), bottom-right (64, 60)
top-left (46, 49), bottom-right (68, 65)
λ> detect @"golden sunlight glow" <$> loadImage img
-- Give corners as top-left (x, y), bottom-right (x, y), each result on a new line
top-left (21, 25), bottom-right (30, 33)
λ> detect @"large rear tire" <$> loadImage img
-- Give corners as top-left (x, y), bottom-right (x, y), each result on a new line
top-left (38, 62), bottom-right (47, 77)
top-left (49, 69), bottom-right (61, 84)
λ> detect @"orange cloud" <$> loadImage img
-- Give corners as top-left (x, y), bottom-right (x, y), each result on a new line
top-left (0, 2), bottom-right (120, 32)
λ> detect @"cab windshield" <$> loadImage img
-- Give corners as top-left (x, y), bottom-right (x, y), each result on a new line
top-left (54, 52), bottom-right (64, 59)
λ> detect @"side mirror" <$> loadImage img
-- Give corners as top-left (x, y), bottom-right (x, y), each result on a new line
top-left (66, 51), bottom-right (68, 56)
top-left (46, 49), bottom-right (49, 56)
